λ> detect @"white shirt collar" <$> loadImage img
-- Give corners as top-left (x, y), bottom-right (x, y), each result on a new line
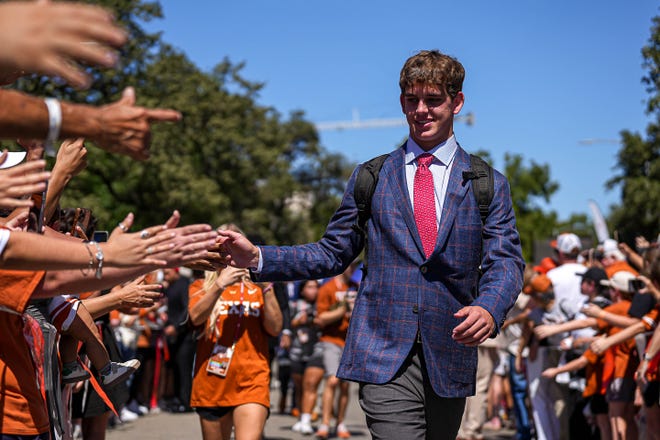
top-left (405, 135), bottom-right (458, 166)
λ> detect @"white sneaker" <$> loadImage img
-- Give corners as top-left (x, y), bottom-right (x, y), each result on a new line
top-left (61, 362), bottom-right (90, 384)
top-left (292, 421), bottom-right (314, 435)
top-left (100, 359), bottom-right (140, 387)
top-left (72, 423), bottom-right (82, 439)
top-left (120, 407), bottom-right (139, 423)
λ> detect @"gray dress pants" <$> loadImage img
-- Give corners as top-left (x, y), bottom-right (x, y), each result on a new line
top-left (359, 342), bottom-right (466, 440)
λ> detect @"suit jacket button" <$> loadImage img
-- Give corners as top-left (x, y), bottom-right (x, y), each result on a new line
top-left (412, 304), bottom-right (419, 314)
top-left (420, 265), bottom-right (428, 274)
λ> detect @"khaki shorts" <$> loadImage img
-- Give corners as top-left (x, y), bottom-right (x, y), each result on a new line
top-left (320, 341), bottom-right (343, 378)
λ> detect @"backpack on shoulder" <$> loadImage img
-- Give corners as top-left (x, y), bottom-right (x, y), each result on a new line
top-left (352, 153), bottom-right (494, 236)
top-left (352, 153), bottom-right (494, 277)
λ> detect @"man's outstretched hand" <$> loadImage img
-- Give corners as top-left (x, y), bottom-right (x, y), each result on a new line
top-left (216, 229), bottom-right (260, 269)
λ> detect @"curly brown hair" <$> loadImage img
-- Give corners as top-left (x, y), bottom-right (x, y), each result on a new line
top-left (399, 50), bottom-right (465, 99)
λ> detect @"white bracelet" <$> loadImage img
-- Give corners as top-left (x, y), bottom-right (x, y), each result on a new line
top-left (44, 98), bottom-right (61, 156)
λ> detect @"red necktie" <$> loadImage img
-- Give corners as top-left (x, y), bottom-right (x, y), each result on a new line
top-left (414, 153), bottom-right (437, 257)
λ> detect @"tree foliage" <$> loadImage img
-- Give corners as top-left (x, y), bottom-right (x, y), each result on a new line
top-left (7, 0), bottom-right (590, 260)
top-left (607, 15), bottom-right (660, 244)
top-left (469, 149), bottom-right (564, 261)
top-left (501, 153), bottom-right (560, 261)
top-left (10, 0), bottom-right (353, 244)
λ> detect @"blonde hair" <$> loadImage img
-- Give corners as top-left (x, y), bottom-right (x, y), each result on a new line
top-left (203, 271), bottom-right (222, 339)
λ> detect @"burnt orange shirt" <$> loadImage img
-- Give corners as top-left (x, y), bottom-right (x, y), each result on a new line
top-left (584, 304), bottom-right (659, 395)
top-left (189, 280), bottom-right (270, 409)
top-left (317, 277), bottom-right (351, 347)
top-left (594, 300), bottom-right (639, 384)
top-left (582, 349), bottom-right (605, 397)
top-left (605, 261), bottom-right (638, 278)
top-left (0, 269), bottom-right (49, 435)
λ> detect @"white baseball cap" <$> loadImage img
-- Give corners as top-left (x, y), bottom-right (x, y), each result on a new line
top-left (556, 233), bottom-right (582, 254)
top-left (600, 271), bottom-right (636, 293)
top-left (600, 238), bottom-right (625, 260)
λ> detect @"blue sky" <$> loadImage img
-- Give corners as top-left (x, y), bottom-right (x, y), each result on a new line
top-left (147, 1), bottom-right (658, 221)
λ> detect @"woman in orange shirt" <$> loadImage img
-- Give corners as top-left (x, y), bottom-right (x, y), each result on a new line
top-left (188, 259), bottom-right (283, 440)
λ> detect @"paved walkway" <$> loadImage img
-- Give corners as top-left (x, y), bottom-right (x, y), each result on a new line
top-left (107, 382), bottom-right (370, 440)
top-left (106, 382), bottom-right (515, 439)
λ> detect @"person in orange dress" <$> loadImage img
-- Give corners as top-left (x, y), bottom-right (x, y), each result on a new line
top-left (189, 227), bottom-right (283, 440)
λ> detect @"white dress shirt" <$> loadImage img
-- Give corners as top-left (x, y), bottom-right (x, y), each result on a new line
top-left (404, 135), bottom-right (459, 228)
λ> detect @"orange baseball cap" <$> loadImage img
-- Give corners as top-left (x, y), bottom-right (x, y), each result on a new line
top-left (529, 273), bottom-right (552, 294)
top-left (533, 257), bottom-right (557, 275)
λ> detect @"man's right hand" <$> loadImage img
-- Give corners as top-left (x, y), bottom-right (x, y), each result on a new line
top-left (216, 229), bottom-right (260, 269)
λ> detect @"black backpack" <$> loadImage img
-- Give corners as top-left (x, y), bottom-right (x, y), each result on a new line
top-left (352, 153), bottom-right (494, 236)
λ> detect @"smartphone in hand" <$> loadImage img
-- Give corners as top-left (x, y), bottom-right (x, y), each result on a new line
top-left (92, 230), bottom-right (109, 242)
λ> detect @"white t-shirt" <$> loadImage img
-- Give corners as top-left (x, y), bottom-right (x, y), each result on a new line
top-left (547, 262), bottom-right (588, 321)
top-left (547, 262), bottom-right (597, 341)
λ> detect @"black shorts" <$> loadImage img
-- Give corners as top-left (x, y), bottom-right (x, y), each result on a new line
top-left (195, 404), bottom-right (270, 421)
top-left (588, 394), bottom-right (608, 415)
top-left (642, 381), bottom-right (660, 408)
top-left (606, 377), bottom-right (636, 402)
top-left (195, 406), bottom-right (235, 421)
top-left (290, 354), bottom-right (325, 375)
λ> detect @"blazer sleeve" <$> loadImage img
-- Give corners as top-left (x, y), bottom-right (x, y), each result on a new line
top-left (471, 169), bottom-right (525, 334)
top-left (255, 168), bottom-right (365, 282)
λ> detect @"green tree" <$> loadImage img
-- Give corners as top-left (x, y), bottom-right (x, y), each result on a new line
top-left (470, 149), bottom-right (564, 262)
top-left (10, 0), bottom-right (353, 244)
top-left (607, 15), bottom-right (660, 244)
top-left (502, 153), bottom-right (560, 262)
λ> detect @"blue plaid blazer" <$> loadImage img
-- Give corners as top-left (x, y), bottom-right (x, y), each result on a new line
top-left (257, 143), bottom-right (524, 397)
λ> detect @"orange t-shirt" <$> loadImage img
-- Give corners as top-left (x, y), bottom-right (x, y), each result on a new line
top-left (582, 348), bottom-right (604, 397)
top-left (189, 280), bottom-right (270, 409)
top-left (0, 269), bottom-right (49, 436)
top-left (595, 300), bottom-right (638, 383)
top-left (585, 303), bottom-right (660, 394)
top-left (135, 307), bottom-right (156, 349)
top-left (317, 277), bottom-right (351, 347)
top-left (605, 261), bottom-right (638, 278)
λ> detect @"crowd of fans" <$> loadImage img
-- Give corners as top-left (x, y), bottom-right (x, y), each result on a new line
top-left (0, 2), bottom-right (229, 440)
top-left (449, 233), bottom-right (660, 440)
top-left (51, 229), bottom-right (657, 440)
top-left (0, 2), bottom-right (658, 440)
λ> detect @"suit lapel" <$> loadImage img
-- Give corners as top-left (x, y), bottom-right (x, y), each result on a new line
top-left (386, 145), bottom-right (425, 255)
top-left (383, 142), bottom-right (472, 259)
top-left (434, 146), bottom-right (472, 252)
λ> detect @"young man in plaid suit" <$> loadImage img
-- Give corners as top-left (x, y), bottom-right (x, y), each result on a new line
top-left (219, 49), bottom-right (524, 440)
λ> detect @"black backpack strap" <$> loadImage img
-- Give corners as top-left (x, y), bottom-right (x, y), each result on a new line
top-left (462, 154), bottom-right (495, 295)
top-left (462, 154), bottom-right (494, 224)
top-left (352, 153), bottom-right (389, 236)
